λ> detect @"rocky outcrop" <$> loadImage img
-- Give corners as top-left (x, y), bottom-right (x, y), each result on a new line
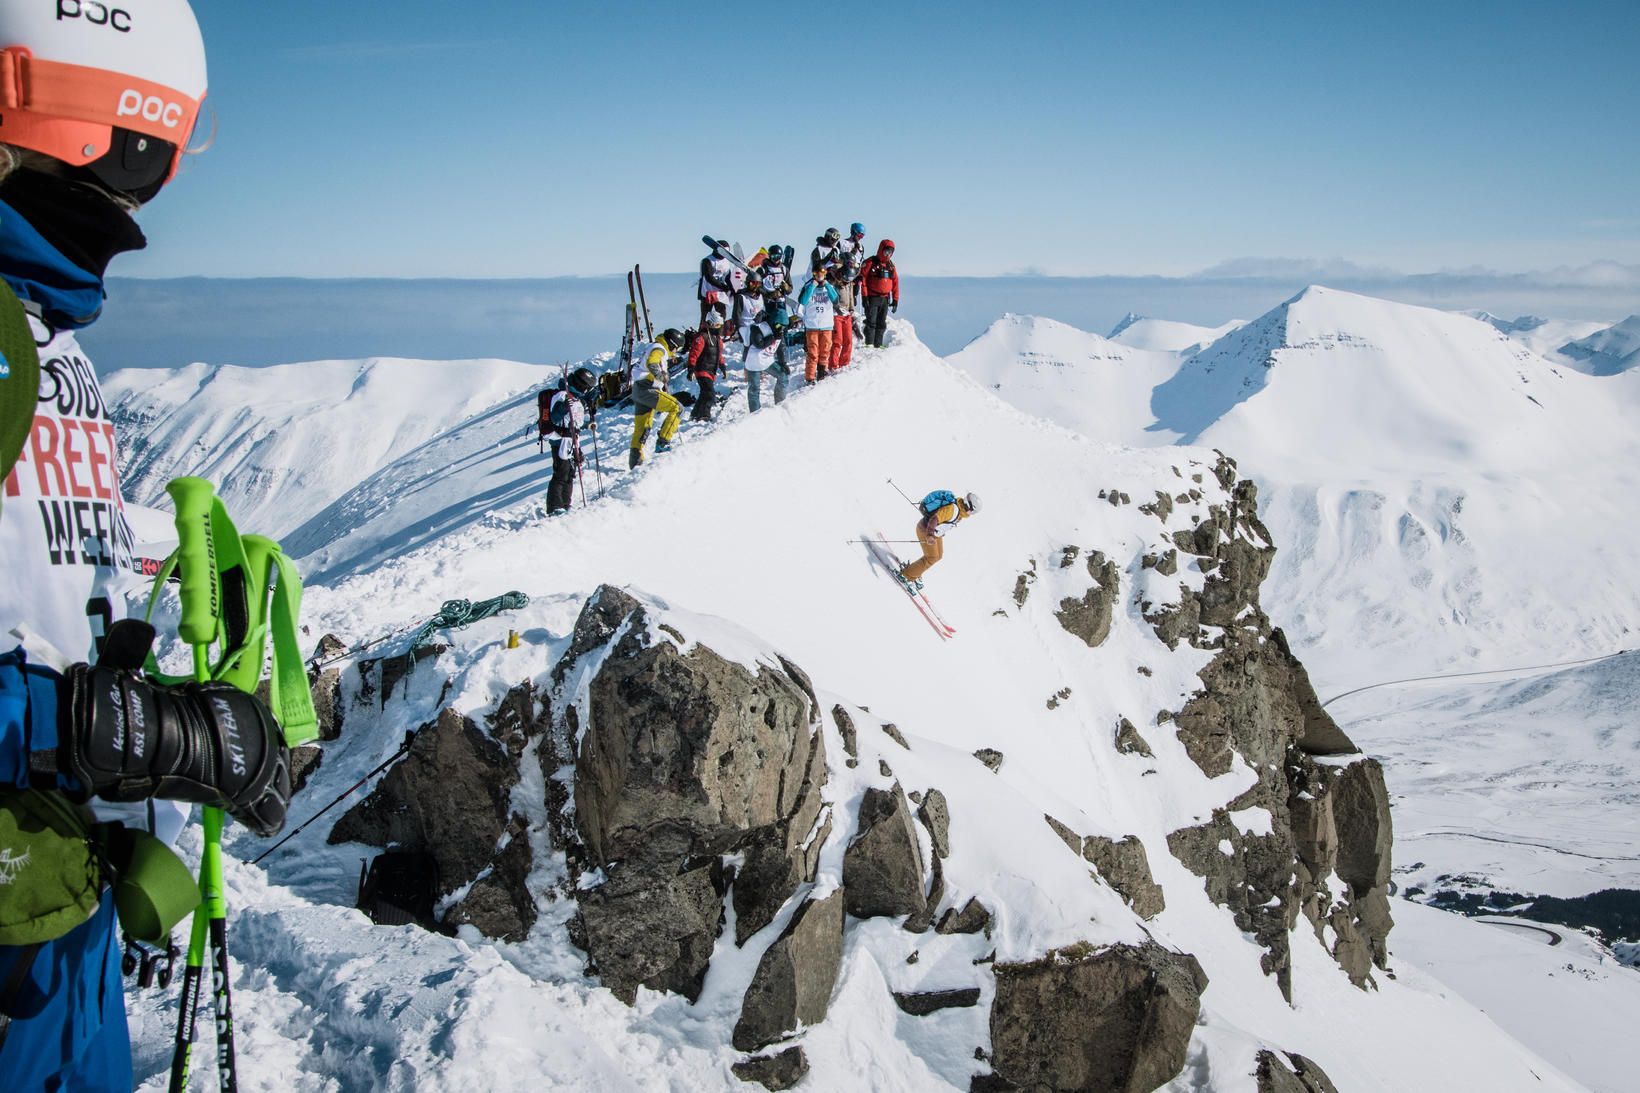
top-left (1146, 455), bottom-right (1393, 996)
top-left (733, 891), bottom-right (845, 1051)
top-left (307, 633), bottom-right (348, 741)
top-left (1113, 718), bottom-right (1154, 758)
top-left (843, 784), bottom-right (928, 921)
top-left (893, 987), bottom-right (981, 1015)
top-left (986, 942), bottom-right (1206, 1092)
top-left (329, 706), bottom-right (528, 938)
top-left (937, 897), bottom-right (993, 936)
top-left (1082, 836), bottom-right (1166, 920)
top-left (558, 586), bottom-right (828, 1002)
top-left (1168, 810), bottom-right (1295, 997)
top-left (1056, 549), bottom-right (1121, 648)
top-left (732, 1047), bottom-right (809, 1091)
top-left (1289, 755), bottom-right (1394, 986)
top-left (1257, 1049), bottom-right (1341, 1093)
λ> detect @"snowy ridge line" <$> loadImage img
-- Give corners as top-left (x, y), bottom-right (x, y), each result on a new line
top-left (1321, 648), bottom-right (1631, 708)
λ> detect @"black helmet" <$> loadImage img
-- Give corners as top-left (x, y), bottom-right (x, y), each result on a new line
top-left (662, 327), bottom-right (685, 350)
top-left (714, 238), bottom-right (729, 249)
top-left (767, 244), bottom-right (782, 261)
top-left (824, 227), bottom-right (841, 243)
top-left (569, 367), bottom-right (596, 394)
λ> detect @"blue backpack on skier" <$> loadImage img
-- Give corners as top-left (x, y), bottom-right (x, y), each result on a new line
top-left (920, 490), bottom-right (956, 516)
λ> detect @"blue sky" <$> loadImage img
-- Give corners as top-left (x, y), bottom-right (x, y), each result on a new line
top-left (122, 1), bottom-right (1639, 280)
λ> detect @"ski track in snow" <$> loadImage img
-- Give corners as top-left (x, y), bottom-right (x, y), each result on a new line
top-left (109, 307), bottom-right (1640, 1092)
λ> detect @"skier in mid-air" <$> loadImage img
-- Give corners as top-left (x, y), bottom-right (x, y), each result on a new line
top-left (898, 490), bottom-right (982, 593)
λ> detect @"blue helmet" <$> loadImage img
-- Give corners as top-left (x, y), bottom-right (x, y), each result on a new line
top-left (850, 222), bottom-right (865, 237)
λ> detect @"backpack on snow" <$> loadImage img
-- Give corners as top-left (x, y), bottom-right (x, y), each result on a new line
top-left (920, 490), bottom-right (956, 516)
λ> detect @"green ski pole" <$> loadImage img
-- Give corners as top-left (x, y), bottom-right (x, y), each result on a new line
top-left (164, 475), bottom-right (236, 1092)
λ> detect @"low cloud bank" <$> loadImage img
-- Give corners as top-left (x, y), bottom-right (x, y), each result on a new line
top-left (88, 265), bottom-right (1638, 370)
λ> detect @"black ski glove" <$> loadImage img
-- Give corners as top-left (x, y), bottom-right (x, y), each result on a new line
top-left (59, 665), bottom-right (292, 837)
top-left (891, 301), bottom-right (898, 313)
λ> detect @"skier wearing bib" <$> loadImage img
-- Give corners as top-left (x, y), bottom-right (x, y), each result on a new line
top-left (798, 267), bottom-right (839, 382)
top-left (760, 242), bottom-right (791, 299)
top-left (699, 239), bottom-right (733, 326)
top-left (544, 368), bottom-right (596, 515)
top-left (630, 328), bottom-right (685, 468)
top-left (898, 491), bottom-right (982, 593)
top-left (688, 313), bottom-right (727, 422)
top-left (833, 222), bottom-right (867, 368)
top-left (0, 4), bottom-right (296, 1088)
top-left (860, 239), bottom-right (899, 348)
top-left (741, 312), bottom-right (781, 411)
top-left (810, 227), bottom-right (842, 277)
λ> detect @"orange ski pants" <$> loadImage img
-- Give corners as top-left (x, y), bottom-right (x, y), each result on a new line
top-left (804, 329), bottom-right (833, 382)
top-left (901, 523), bottom-right (944, 581)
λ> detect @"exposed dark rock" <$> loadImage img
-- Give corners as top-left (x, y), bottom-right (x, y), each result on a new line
top-left (1138, 490), bottom-right (1174, 522)
top-left (732, 1046), bottom-right (808, 1091)
top-left (937, 897), bottom-right (993, 936)
top-left (1257, 1050), bottom-right (1341, 1093)
top-left (557, 586), bottom-right (827, 999)
top-left (1059, 546), bottom-right (1080, 567)
top-left (1082, 836), bottom-right (1165, 920)
top-left (330, 707), bottom-right (524, 935)
top-left (918, 789), bottom-right (951, 860)
top-left (882, 723), bottom-right (910, 750)
top-left (1013, 560), bottom-right (1037, 607)
top-left (1044, 814), bottom-right (1083, 855)
top-left (831, 704), bottom-right (858, 759)
top-left (1289, 754), bottom-right (1394, 986)
top-left (1168, 810), bottom-right (1294, 999)
top-left (307, 634), bottom-right (348, 742)
top-left (973, 748), bottom-right (1005, 773)
top-left (988, 942), bottom-right (1206, 1093)
top-left (485, 677), bottom-right (548, 760)
top-left (879, 759), bottom-right (894, 778)
top-left (444, 819), bottom-right (535, 941)
top-left (733, 891), bottom-right (845, 1051)
top-left (1114, 718), bottom-right (1154, 758)
top-left (893, 987), bottom-right (982, 1015)
top-left (1056, 550), bottom-right (1120, 648)
top-left (844, 785), bottom-right (928, 920)
top-left (576, 849), bottom-right (724, 1003)
top-left (1046, 686), bottom-right (1073, 710)
top-left (289, 744), bottom-right (323, 795)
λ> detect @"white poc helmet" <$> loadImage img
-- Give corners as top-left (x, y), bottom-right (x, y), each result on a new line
top-left (0, 0), bottom-right (207, 202)
top-left (964, 492), bottom-right (981, 513)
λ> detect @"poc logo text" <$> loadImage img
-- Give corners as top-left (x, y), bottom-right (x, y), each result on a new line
top-left (57, 1), bottom-right (131, 32)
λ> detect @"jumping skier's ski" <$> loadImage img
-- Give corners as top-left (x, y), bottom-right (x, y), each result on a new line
top-left (863, 533), bottom-right (956, 639)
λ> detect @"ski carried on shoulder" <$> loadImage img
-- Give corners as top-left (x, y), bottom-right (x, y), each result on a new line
top-left (863, 532), bottom-right (956, 640)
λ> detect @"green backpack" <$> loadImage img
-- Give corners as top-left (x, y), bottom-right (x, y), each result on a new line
top-left (0, 279), bottom-right (40, 494)
top-left (0, 787), bottom-right (199, 1021)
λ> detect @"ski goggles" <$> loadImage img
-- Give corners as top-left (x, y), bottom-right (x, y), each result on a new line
top-left (0, 48), bottom-right (203, 203)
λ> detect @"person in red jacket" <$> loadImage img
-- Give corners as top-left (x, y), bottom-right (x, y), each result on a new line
top-left (688, 312), bottom-right (727, 421)
top-left (860, 239), bottom-right (899, 348)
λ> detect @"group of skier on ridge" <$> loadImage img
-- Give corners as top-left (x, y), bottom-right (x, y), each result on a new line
top-left (538, 227), bottom-right (976, 597)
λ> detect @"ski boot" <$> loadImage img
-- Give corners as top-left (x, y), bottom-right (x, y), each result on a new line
top-left (655, 437), bottom-right (673, 454)
top-left (628, 447), bottom-right (643, 469)
top-left (896, 571), bottom-right (923, 596)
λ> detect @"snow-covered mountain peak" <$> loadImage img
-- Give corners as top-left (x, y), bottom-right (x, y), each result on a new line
top-left (1560, 313), bottom-right (1640, 375)
top-left (107, 355), bottom-right (561, 540)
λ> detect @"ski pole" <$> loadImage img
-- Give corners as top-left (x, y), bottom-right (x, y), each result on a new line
top-left (589, 420), bottom-right (605, 500)
top-left (250, 732), bottom-right (415, 866)
top-left (887, 478), bottom-right (919, 509)
top-left (164, 477), bottom-right (238, 1093)
top-left (847, 538), bottom-right (923, 545)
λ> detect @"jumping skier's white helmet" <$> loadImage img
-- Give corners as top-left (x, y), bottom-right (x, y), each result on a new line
top-left (965, 492), bottom-right (982, 513)
top-left (0, 0), bottom-right (207, 201)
